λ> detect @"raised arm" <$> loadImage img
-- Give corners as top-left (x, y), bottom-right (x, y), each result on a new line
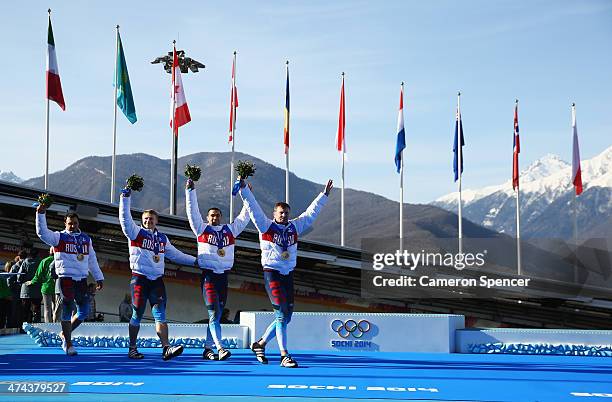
top-left (35, 209), bottom-right (60, 247)
top-left (119, 194), bottom-right (141, 241)
top-left (164, 238), bottom-right (197, 267)
top-left (87, 240), bottom-right (104, 284)
top-left (229, 203), bottom-right (250, 236)
top-left (185, 187), bottom-right (206, 236)
top-left (238, 185), bottom-right (272, 233)
top-left (292, 179), bottom-right (333, 234)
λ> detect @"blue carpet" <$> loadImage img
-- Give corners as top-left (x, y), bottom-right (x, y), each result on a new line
top-left (0, 335), bottom-right (611, 401)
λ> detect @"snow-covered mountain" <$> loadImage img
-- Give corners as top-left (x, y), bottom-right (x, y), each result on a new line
top-left (431, 146), bottom-right (612, 239)
top-left (0, 171), bottom-right (23, 184)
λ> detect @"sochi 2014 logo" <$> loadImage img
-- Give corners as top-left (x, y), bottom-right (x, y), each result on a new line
top-left (331, 319), bottom-right (371, 339)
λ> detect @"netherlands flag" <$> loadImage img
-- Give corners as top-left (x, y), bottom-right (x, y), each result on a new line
top-left (394, 84), bottom-right (406, 173)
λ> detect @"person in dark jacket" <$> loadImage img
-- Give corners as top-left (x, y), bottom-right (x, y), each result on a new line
top-left (0, 262), bottom-right (13, 328)
top-left (7, 251), bottom-right (26, 329)
top-left (17, 249), bottom-right (42, 323)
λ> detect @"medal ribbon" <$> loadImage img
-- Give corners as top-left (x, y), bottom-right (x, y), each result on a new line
top-left (71, 231), bottom-right (84, 255)
top-left (153, 230), bottom-right (160, 257)
top-left (214, 227), bottom-right (225, 250)
top-left (277, 223), bottom-right (290, 252)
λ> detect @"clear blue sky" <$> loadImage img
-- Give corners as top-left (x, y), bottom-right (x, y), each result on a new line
top-left (1, 1), bottom-right (611, 203)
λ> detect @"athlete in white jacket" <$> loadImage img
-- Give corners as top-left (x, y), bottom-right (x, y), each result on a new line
top-left (185, 179), bottom-right (250, 360)
top-left (36, 206), bottom-right (104, 356)
top-left (239, 178), bottom-right (333, 368)
top-left (119, 189), bottom-right (198, 361)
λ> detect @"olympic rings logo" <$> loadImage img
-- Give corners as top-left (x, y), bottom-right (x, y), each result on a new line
top-left (331, 319), bottom-right (371, 339)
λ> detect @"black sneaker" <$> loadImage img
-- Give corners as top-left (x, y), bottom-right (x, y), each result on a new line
top-left (250, 342), bottom-right (268, 364)
top-left (162, 345), bottom-right (184, 361)
top-left (128, 347), bottom-right (144, 360)
top-left (202, 348), bottom-right (215, 360)
top-left (280, 354), bottom-right (298, 368)
top-left (218, 348), bottom-right (232, 361)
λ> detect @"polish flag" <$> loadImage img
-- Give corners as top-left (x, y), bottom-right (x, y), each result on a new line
top-left (170, 47), bottom-right (191, 135)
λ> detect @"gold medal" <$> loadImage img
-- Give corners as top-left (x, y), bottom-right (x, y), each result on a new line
top-left (153, 255), bottom-right (160, 263)
top-left (76, 253), bottom-right (84, 261)
top-left (217, 249), bottom-right (226, 257)
top-left (281, 251), bottom-right (290, 260)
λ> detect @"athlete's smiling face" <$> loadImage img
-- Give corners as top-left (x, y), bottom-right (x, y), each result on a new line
top-left (142, 212), bottom-right (158, 230)
top-left (207, 208), bottom-right (222, 226)
top-left (64, 217), bottom-right (79, 232)
top-left (273, 206), bottom-right (290, 225)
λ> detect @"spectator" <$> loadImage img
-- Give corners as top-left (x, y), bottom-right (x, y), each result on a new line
top-left (17, 249), bottom-right (42, 323)
top-left (119, 294), bottom-right (132, 323)
top-left (233, 309), bottom-right (242, 325)
top-left (7, 251), bottom-right (27, 329)
top-left (0, 262), bottom-right (12, 329)
top-left (27, 248), bottom-right (56, 323)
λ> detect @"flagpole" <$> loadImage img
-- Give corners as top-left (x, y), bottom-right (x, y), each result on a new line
top-left (572, 102), bottom-right (578, 283)
top-left (457, 91), bottom-right (463, 255)
top-left (44, 8), bottom-right (52, 191)
top-left (340, 72), bottom-right (346, 247)
top-left (285, 61), bottom-right (290, 204)
top-left (515, 99), bottom-right (522, 276)
top-left (229, 51), bottom-right (237, 221)
top-left (170, 40), bottom-right (177, 215)
top-left (399, 82), bottom-right (404, 254)
top-left (111, 26), bottom-right (119, 203)
top-left (45, 96), bottom-right (50, 190)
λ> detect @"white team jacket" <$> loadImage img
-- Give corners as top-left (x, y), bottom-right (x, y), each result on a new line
top-left (239, 186), bottom-right (327, 274)
top-left (36, 213), bottom-right (104, 281)
top-left (119, 195), bottom-right (196, 280)
top-left (186, 188), bottom-right (250, 273)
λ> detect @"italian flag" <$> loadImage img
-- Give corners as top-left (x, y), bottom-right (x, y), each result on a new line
top-left (47, 16), bottom-right (65, 110)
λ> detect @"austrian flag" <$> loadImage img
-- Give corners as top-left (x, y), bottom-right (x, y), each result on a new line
top-left (46, 15), bottom-right (65, 110)
top-left (170, 47), bottom-right (191, 135)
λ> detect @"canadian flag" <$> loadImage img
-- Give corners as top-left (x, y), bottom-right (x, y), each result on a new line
top-left (170, 47), bottom-right (191, 135)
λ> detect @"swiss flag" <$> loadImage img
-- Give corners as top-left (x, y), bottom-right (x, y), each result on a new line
top-left (170, 47), bottom-right (191, 136)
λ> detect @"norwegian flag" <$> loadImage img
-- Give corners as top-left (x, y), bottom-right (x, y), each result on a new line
top-left (512, 102), bottom-right (520, 190)
top-left (228, 54), bottom-right (238, 142)
top-left (170, 46), bottom-right (191, 135)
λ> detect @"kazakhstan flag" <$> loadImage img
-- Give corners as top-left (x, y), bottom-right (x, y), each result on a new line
top-left (115, 32), bottom-right (137, 124)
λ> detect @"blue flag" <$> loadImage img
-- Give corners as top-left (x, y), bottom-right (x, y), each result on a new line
top-left (453, 109), bottom-right (464, 181)
top-left (394, 85), bottom-right (406, 173)
top-left (115, 32), bottom-right (136, 124)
